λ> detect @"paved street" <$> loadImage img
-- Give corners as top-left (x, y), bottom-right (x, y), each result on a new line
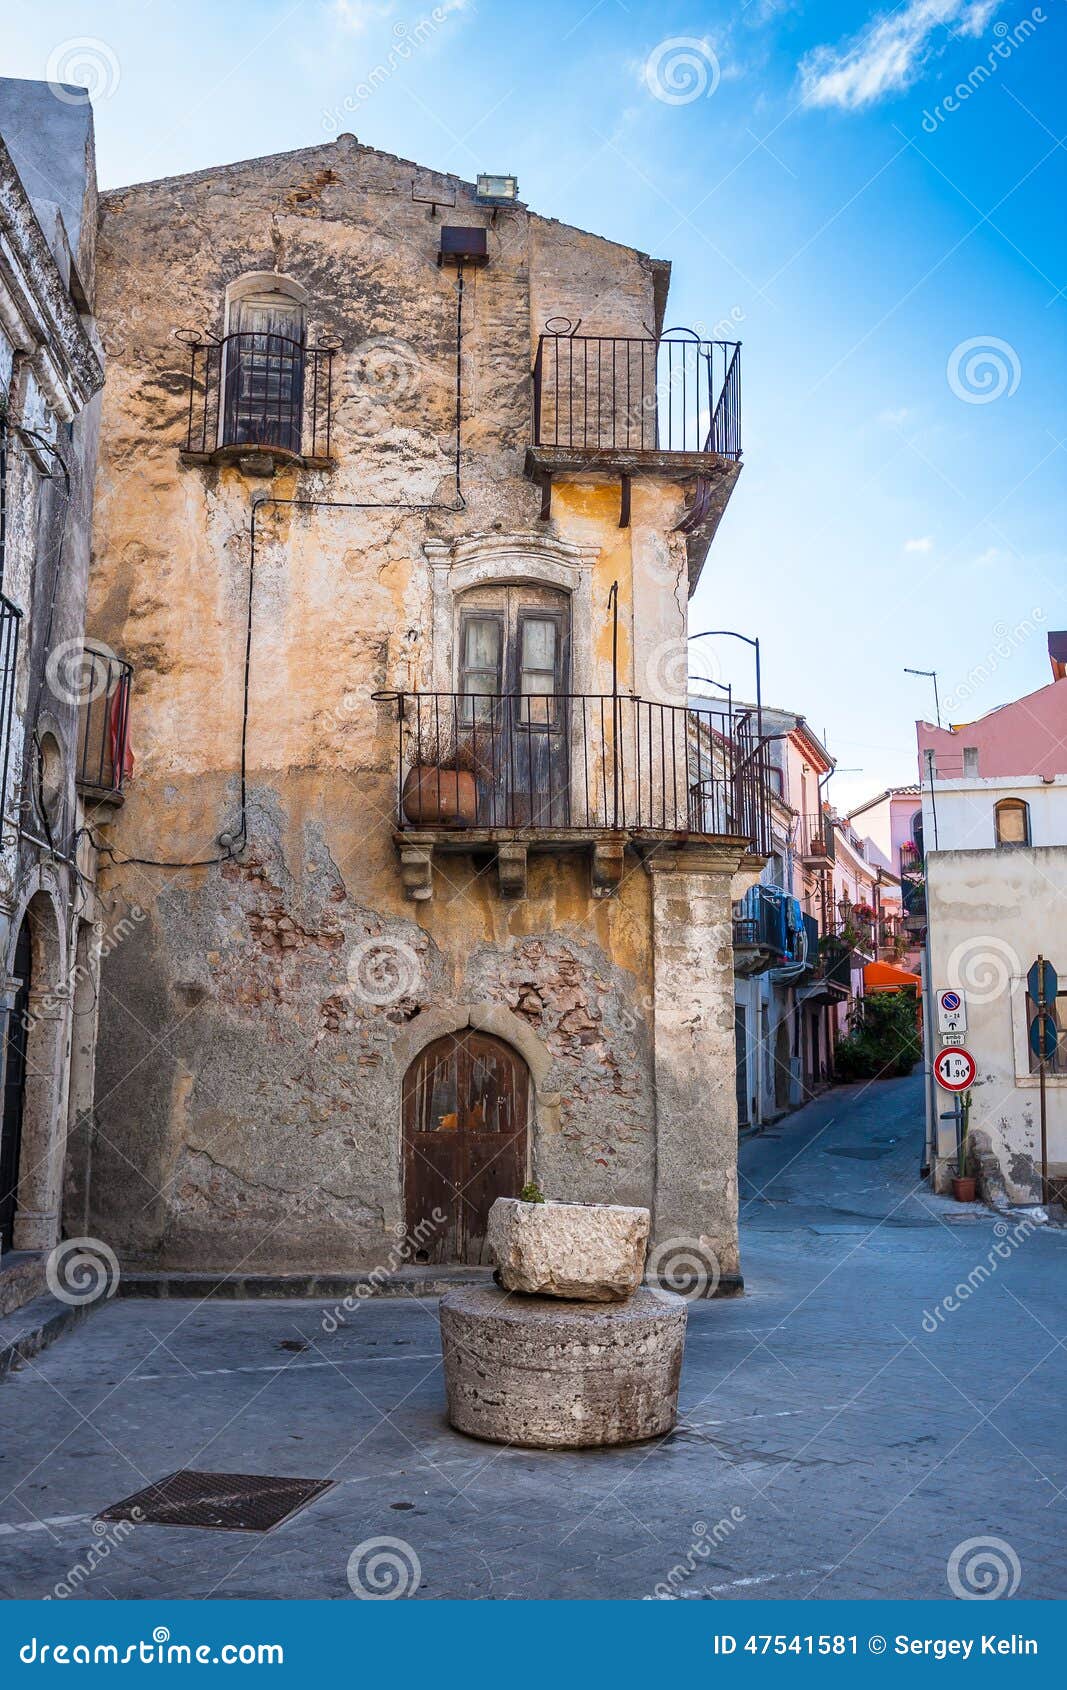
top-left (1, 1072), bottom-right (1065, 1601)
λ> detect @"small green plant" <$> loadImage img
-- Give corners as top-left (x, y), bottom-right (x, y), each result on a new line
top-left (958, 1090), bottom-right (972, 1177)
top-left (518, 1181), bottom-right (545, 1203)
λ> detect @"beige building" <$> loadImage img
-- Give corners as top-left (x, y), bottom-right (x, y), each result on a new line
top-left (83, 136), bottom-right (767, 1290)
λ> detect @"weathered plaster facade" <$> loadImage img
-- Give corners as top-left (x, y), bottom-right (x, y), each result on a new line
top-left (85, 136), bottom-right (754, 1287)
top-left (925, 846), bottom-right (1067, 1201)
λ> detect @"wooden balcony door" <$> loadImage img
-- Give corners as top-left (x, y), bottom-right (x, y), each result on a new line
top-left (402, 1032), bottom-right (529, 1264)
top-left (457, 585), bottom-right (570, 827)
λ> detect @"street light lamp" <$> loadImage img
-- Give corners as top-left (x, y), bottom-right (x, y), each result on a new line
top-left (689, 628), bottom-right (762, 745)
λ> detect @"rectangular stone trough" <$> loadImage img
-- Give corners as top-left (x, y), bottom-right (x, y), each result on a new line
top-left (486, 1196), bottom-right (650, 1302)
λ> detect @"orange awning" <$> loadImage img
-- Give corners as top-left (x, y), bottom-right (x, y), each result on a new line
top-left (864, 961), bottom-right (921, 991)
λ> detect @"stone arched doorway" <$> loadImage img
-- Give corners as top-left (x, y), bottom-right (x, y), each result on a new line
top-left (1, 892), bottom-right (66, 1252)
top-left (402, 1030), bottom-right (530, 1265)
top-left (0, 920), bottom-right (32, 1250)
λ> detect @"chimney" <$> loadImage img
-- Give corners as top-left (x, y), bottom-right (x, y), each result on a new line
top-left (1048, 632), bottom-right (1067, 681)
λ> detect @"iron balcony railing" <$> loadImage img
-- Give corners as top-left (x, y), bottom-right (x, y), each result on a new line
top-left (899, 839), bottom-right (923, 874)
top-left (533, 328), bottom-right (741, 460)
top-left (177, 330), bottom-right (337, 460)
top-left (379, 691), bottom-right (769, 853)
top-left (796, 812), bottom-right (836, 862)
top-left (76, 643), bottom-right (133, 798)
top-left (733, 887), bottom-right (814, 966)
top-left (802, 912), bottom-right (819, 962)
top-left (0, 593), bottom-right (21, 819)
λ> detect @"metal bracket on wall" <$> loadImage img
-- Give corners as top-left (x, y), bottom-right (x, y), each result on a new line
top-left (673, 475), bottom-right (712, 535)
top-left (619, 473), bottom-right (632, 529)
top-left (537, 469), bottom-right (552, 522)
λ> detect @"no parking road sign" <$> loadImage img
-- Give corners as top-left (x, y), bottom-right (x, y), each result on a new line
top-left (936, 988), bottom-right (967, 1034)
top-left (934, 1047), bottom-right (977, 1092)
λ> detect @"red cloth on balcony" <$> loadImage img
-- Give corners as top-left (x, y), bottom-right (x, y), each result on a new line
top-left (108, 685), bottom-right (134, 786)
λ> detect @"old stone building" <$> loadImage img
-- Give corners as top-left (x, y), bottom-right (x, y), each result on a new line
top-left (83, 134), bottom-right (765, 1291)
top-left (0, 79), bottom-right (112, 1312)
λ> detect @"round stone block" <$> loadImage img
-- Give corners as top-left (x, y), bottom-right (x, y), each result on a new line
top-left (439, 1284), bottom-right (687, 1449)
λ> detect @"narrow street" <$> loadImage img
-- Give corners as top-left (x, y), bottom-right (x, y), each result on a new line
top-left (1, 1073), bottom-right (1064, 1601)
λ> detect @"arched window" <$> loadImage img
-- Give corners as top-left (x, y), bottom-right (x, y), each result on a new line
top-left (994, 797), bottom-right (1030, 847)
top-left (221, 273), bottom-right (308, 453)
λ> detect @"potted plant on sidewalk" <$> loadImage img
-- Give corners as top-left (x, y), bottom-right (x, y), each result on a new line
top-left (952, 1089), bottom-right (977, 1202)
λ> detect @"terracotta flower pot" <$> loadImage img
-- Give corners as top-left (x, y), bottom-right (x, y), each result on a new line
top-left (402, 765), bottom-right (478, 828)
top-left (951, 1175), bottom-right (977, 1203)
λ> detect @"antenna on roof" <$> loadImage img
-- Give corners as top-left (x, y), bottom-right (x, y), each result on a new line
top-left (904, 667), bottom-right (941, 728)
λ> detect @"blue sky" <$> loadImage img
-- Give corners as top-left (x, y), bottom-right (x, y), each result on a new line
top-left (7, 0), bottom-right (1064, 811)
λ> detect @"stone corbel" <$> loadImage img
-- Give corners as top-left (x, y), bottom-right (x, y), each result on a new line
top-left (591, 840), bottom-right (625, 898)
top-left (399, 845), bottom-right (434, 902)
top-left (497, 843), bottom-right (527, 899)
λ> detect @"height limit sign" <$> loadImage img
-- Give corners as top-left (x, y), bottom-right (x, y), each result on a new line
top-left (934, 1047), bottom-right (977, 1092)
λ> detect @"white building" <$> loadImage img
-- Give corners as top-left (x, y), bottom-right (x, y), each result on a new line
top-left (917, 632), bottom-right (1067, 1203)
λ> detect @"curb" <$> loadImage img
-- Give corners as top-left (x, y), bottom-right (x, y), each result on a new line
top-left (116, 1266), bottom-right (496, 1300)
top-left (0, 1291), bottom-right (94, 1379)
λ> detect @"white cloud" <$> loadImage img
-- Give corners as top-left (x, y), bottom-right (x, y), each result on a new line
top-left (905, 536), bottom-right (933, 552)
top-left (880, 405), bottom-right (911, 426)
top-left (332, 0), bottom-right (396, 30)
top-left (799, 0), bottom-right (1000, 112)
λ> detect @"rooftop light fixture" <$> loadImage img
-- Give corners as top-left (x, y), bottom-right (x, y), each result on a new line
top-left (476, 173), bottom-right (518, 203)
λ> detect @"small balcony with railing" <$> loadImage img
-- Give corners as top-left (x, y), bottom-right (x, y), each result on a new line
top-left (732, 885), bottom-right (812, 978)
top-left (379, 690), bottom-right (770, 899)
top-left (796, 812), bottom-right (836, 866)
top-left (177, 331), bottom-right (338, 471)
top-left (525, 324), bottom-right (741, 531)
top-left (74, 643), bottom-right (133, 805)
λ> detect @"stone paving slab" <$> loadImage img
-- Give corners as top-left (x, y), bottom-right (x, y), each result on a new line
top-left (0, 1075), bottom-right (1064, 1600)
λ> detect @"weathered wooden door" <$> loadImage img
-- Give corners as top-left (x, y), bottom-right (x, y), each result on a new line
top-left (457, 586), bottom-right (570, 826)
top-left (403, 1031), bottom-right (529, 1264)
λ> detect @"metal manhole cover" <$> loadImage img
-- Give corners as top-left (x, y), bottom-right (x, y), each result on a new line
top-left (97, 1470), bottom-right (334, 1532)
